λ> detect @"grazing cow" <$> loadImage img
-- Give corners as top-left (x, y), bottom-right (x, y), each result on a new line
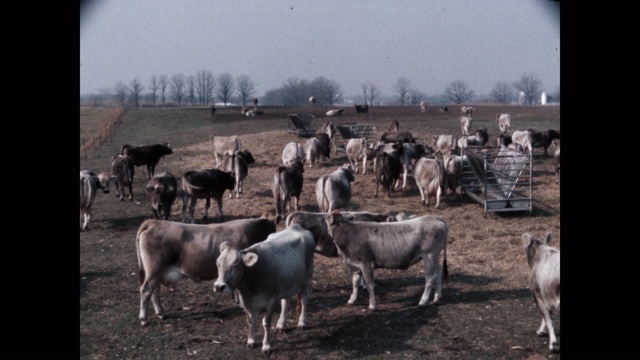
top-left (380, 131), bottom-right (415, 144)
top-left (396, 142), bottom-right (432, 190)
top-left (354, 104), bottom-right (368, 115)
top-left (309, 96), bottom-right (316, 106)
top-left (511, 130), bottom-right (531, 153)
top-left (209, 105), bottom-right (216, 116)
top-left (414, 157), bottom-right (446, 208)
top-left (444, 155), bottom-right (462, 200)
top-left (326, 108), bottom-right (344, 116)
top-left (285, 210), bottom-right (397, 257)
top-left (145, 171), bottom-right (178, 220)
top-left (80, 170), bottom-right (113, 230)
top-left (136, 218), bottom-right (276, 326)
top-left (529, 129), bottom-right (561, 157)
top-left (461, 106), bottom-right (474, 116)
top-left (388, 119), bottom-right (399, 132)
top-left (496, 113), bottom-right (511, 133)
top-left (282, 142), bottom-right (306, 167)
top-left (460, 115), bottom-right (473, 136)
top-left (522, 232), bottom-right (560, 352)
top-left (375, 151), bottom-right (403, 197)
top-left (213, 224), bottom-right (315, 356)
top-left (315, 164), bottom-right (355, 212)
top-left (345, 138), bottom-right (369, 175)
top-left (326, 211), bottom-right (448, 310)
top-left (121, 143), bottom-right (173, 180)
top-left (439, 106), bottom-right (449, 113)
top-left (110, 154), bottom-right (134, 201)
top-left (222, 149), bottom-right (256, 198)
top-left (432, 134), bottom-right (457, 159)
top-left (304, 133), bottom-right (331, 168)
top-left (180, 169), bottom-right (235, 223)
top-left (553, 143), bottom-right (560, 184)
top-left (273, 158), bottom-right (305, 223)
top-left (420, 101), bottom-right (428, 113)
top-left (211, 135), bottom-right (242, 168)
top-left (457, 127), bottom-right (489, 149)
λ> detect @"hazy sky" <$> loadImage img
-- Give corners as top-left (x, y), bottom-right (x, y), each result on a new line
top-left (80, 0), bottom-right (560, 99)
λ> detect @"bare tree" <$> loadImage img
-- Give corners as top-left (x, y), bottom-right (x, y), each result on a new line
top-left (408, 89), bottom-right (426, 105)
top-left (114, 81), bottom-right (128, 107)
top-left (282, 77), bottom-right (311, 106)
top-left (443, 80), bottom-right (475, 104)
top-left (129, 77), bottom-right (144, 108)
top-left (216, 72), bottom-right (235, 105)
top-left (159, 75), bottom-right (169, 107)
top-left (196, 70), bottom-right (215, 106)
top-left (367, 84), bottom-right (380, 106)
top-left (311, 76), bottom-right (342, 106)
top-left (186, 75), bottom-right (196, 106)
top-left (393, 77), bottom-right (411, 105)
top-left (148, 75), bottom-right (159, 107)
top-left (170, 73), bottom-right (186, 107)
top-left (361, 83), bottom-right (369, 105)
top-left (513, 73), bottom-right (543, 105)
top-left (491, 82), bottom-right (513, 104)
top-left (236, 74), bottom-right (256, 106)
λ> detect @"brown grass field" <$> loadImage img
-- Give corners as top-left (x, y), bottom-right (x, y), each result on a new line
top-left (80, 104), bottom-right (560, 359)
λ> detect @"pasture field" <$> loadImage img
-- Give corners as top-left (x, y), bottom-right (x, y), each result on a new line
top-left (80, 104), bottom-right (560, 359)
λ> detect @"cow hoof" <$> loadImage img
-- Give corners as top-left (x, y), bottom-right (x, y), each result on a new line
top-left (536, 330), bottom-right (548, 337)
top-left (550, 342), bottom-right (560, 352)
top-left (140, 319), bottom-right (149, 326)
top-left (262, 348), bottom-right (272, 356)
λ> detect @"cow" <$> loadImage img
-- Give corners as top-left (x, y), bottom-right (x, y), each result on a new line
top-left (209, 105), bottom-right (216, 116)
top-left (522, 232), bottom-right (560, 352)
top-left (211, 135), bottom-right (242, 168)
top-left (420, 101), bottom-right (428, 113)
top-left (414, 157), bottom-right (446, 208)
top-left (460, 115), bottom-right (473, 136)
top-left (145, 171), bottom-right (178, 220)
top-left (457, 127), bottom-right (489, 150)
top-left (553, 143), bottom-right (560, 184)
top-left (354, 104), bottom-right (368, 115)
top-left (251, 97), bottom-right (258, 107)
top-left (304, 133), bottom-right (331, 168)
top-left (496, 133), bottom-right (513, 148)
top-left (273, 158), bottom-right (305, 223)
top-left (461, 105), bottom-right (474, 116)
top-left (528, 129), bottom-right (561, 157)
top-left (136, 218), bottom-right (276, 326)
top-left (282, 141), bottom-right (306, 167)
top-left (439, 106), bottom-right (449, 113)
top-left (309, 96), bottom-right (316, 106)
top-left (80, 170), bottom-right (113, 230)
top-left (121, 143), bottom-right (173, 179)
top-left (397, 142), bottom-right (433, 190)
top-left (321, 122), bottom-right (337, 154)
top-left (380, 131), bottom-right (415, 144)
top-left (375, 151), bottom-right (403, 197)
top-left (345, 138), bottom-right (369, 175)
top-left (213, 224), bottom-right (315, 356)
top-left (444, 155), bottom-right (462, 200)
top-left (365, 141), bottom-right (403, 176)
top-left (432, 134), bottom-right (457, 159)
top-left (388, 119), bottom-right (399, 132)
top-left (326, 211), bottom-right (448, 310)
top-left (326, 108), bottom-right (343, 116)
top-left (511, 130), bottom-right (531, 153)
top-left (285, 210), bottom-right (397, 257)
top-left (222, 149), bottom-right (256, 199)
top-left (110, 154), bottom-right (134, 201)
top-left (496, 113), bottom-right (511, 133)
top-left (315, 164), bottom-right (355, 212)
top-left (180, 169), bottom-right (235, 223)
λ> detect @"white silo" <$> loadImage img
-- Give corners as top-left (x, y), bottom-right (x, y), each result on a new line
top-left (541, 92), bottom-right (547, 105)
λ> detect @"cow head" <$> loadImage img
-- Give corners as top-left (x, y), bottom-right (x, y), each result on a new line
top-left (238, 150), bottom-right (256, 165)
top-left (213, 241), bottom-right (257, 293)
top-left (159, 143), bottom-right (173, 156)
top-left (341, 164), bottom-right (355, 182)
top-left (522, 232), bottom-right (553, 268)
top-left (95, 172), bottom-right (114, 194)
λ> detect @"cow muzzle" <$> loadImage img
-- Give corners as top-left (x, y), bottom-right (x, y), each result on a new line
top-left (213, 281), bottom-right (229, 293)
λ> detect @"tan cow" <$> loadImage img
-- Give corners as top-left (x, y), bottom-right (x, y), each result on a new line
top-left (211, 135), bottom-right (242, 168)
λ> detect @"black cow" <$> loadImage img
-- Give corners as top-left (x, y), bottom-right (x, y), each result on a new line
top-left (121, 143), bottom-right (173, 179)
top-left (528, 129), bottom-right (560, 157)
top-left (111, 154), bottom-right (134, 201)
top-left (273, 158), bottom-right (305, 223)
top-left (379, 131), bottom-right (415, 144)
top-left (210, 105), bottom-right (216, 116)
top-left (374, 144), bottom-right (403, 198)
top-left (145, 171), bottom-right (178, 220)
top-left (180, 169), bottom-right (235, 223)
top-left (354, 104), bottom-right (368, 115)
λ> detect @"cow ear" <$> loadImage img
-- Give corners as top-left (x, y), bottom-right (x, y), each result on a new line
top-left (242, 252), bottom-right (258, 267)
top-left (220, 241), bottom-right (231, 252)
top-left (545, 232), bottom-right (553, 245)
top-left (521, 233), bottom-right (532, 248)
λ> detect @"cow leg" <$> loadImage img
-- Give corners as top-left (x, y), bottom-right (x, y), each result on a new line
top-left (189, 197), bottom-right (198, 224)
top-left (434, 186), bottom-right (442, 209)
top-left (361, 264), bottom-right (377, 310)
top-left (419, 254), bottom-right (440, 306)
top-left (362, 156), bottom-right (367, 175)
top-left (400, 165), bottom-right (409, 190)
top-left (127, 182), bottom-right (134, 201)
top-left (418, 185), bottom-right (428, 206)
top-left (348, 271), bottom-right (362, 305)
top-left (261, 303), bottom-right (277, 355)
top-left (244, 309), bottom-right (258, 349)
top-left (202, 198), bottom-right (211, 221)
top-left (214, 195), bottom-right (225, 221)
top-left (535, 303), bottom-right (559, 352)
top-left (81, 210), bottom-right (90, 230)
top-left (139, 278), bottom-right (164, 326)
top-left (275, 298), bottom-right (288, 332)
top-left (296, 292), bottom-right (308, 329)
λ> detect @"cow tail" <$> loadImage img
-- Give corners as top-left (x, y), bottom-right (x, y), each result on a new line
top-left (320, 176), bottom-right (329, 212)
top-left (274, 169), bottom-right (284, 223)
top-left (136, 221), bottom-right (151, 285)
top-left (442, 226), bottom-right (449, 284)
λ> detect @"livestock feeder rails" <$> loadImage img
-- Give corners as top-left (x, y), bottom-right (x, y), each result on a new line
top-left (287, 113), bottom-right (316, 137)
top-left (332, 123), bottom-right (377, 153)
top-left (460, 146), bottom-right (532, 217)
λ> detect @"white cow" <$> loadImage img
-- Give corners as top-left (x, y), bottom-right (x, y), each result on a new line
top-left (345, 138), bottom-right (368, 175)
top-left (496, 113), bottom-right (511, 133)
top-left (414, 157), bottom-right (446, 209)
top-left (80, 170), bottom-right (113, 230)
top-left (325, 108), bottom-right (343, 116)
top-left (420, 101), bottom-right (428, 113)
top-left (511, 130), bottom-right (531, 153)
top-left (315, 164), bottom-right (355, 212)
top-left (460, 115), bottom-right (472, 136)
top-left (282, 142), bottom-right (306, 167)
top-left (214, 225), bottom-right (315, 356)
top-left (211, 135), bottom-right (242, 168)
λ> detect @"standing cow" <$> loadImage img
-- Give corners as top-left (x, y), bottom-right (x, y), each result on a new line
top-left (496, 114), bottom-right (511, 133)
top-left (180, 169), bottom-right (235, 223)
top-left (211, 135), bottom-right (242, 168)
top-left (315, 164), bottom-right (355, 212)
top-left (460, 115), bottom-right (473, 136)
top-left (522, 232), bottom-right (560, 352)
top-left (414, 157), bottom-right (446, 208)
top-left (214, 224), bottom-right (315, 356)
top-left (121, 143), bottom-right (173, 179)
top-left (222, 149), bottom-right (256, 198)
top-left (326, 211), bottom-right (448, 310)
top-left (80, 170), bottom-right (113, 230)
top-left (345, 138), bottom-right (368, 175)
top-left (304, 133), bottom-right (331, 168)
top-left (110, 154), bottom-right (134, 201)
top-left (282, 142), bottom-right (306, 167)
top-left (145, 171), bottom-right (177, 220)
top-left (136, 218), bottom-right (276, 326)
top-left (444, 155), bottom-right (462, 200)
top-left (273, 158), bottom-right (305, 223)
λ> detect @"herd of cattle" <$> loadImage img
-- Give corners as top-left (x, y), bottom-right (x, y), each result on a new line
top-left (81, 106), bottom-right (560, 355)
